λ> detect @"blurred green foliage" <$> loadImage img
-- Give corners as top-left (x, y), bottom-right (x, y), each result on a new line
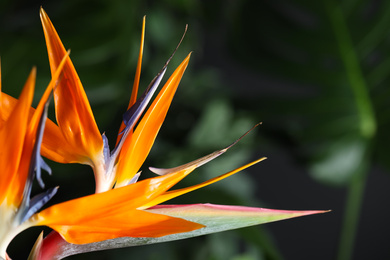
top-left (225, 1), bottom-right (390, 260)
top-left (1, 0), bottom-right (390, 259)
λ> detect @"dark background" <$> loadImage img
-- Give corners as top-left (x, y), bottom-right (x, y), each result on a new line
top-left (1, 0), bottom-right (390, 259)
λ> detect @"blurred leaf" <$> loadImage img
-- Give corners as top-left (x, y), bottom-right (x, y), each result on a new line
top-left (309, 136), bottom-right (367, 185)
top-left (189, 99), bottom-right (236, 149)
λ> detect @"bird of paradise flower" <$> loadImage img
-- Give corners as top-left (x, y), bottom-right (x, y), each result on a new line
top-left (0, 8), bottom-right (327, 260)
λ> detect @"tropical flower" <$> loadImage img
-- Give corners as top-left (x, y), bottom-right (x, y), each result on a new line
top-left (0, 8), bottom-right (327, 260)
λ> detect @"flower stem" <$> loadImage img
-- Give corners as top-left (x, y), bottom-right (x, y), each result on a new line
top-left (325, 0), bottom-right (376, 139)
top-left (336, 167), bottom-right (368, 260)
top-left (324, 1), bottom-right (376, 260)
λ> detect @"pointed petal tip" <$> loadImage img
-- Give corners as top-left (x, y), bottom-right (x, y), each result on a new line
top-left (40, 7), bottom-right (54, 37)
top-left (40, 8), bottom-right (52, 36)
top-left (293, 209), bottom-right (331, 216)
top-left (39, 7), bottom-right (47, 19)
top-left (318, 209), bottom-right (332, 214)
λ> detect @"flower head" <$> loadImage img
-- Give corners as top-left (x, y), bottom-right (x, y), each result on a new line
top-left (0, 8), bottom-right (327, 260)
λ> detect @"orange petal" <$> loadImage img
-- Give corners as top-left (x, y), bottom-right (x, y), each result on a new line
top-left (0, 68), bottom-right (36, 204)
top-left (115, 53), bottom-right (191, 187)
top-left (37, 51), bottom-right (84, 164)
top-left (28, 51), bottom-right (70, 142)
top-left (38, 165), bottom-right (196, 221)
top-left (0, 92), bottom-right (81, 164)
top-left (116, 16), bottom-right (145, 145)
top-left (36, 165), bottom-right (201, 244)
top-left (40, 8), bottom-right (103, 165)
top-left (40, 120), bottom-right (84, 164)
top-left (0, 51), bottom-right (85, 164)
top-left (140, 157), bottom-right (267, 209)
top-left (48, 209), bottom-right (203, 244)
top-left (5, 53), bottom-right (70, 204)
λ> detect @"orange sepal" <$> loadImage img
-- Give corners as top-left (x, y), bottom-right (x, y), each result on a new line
top-left (35, 165), bottom-right (201, 244)
top-left (5, 53), bottom-right (71, 204)
top-left (116, 16), bottom-right (145, 145)
top-left (115, 53), bottom-right (191, 187)
top-left (49, 209), bottom-right (203, 244)
top-left (0, 51), bottom-right (86, 164)
top-left (40, 8), bottom-right (103, 165)
top-left (0, 92), bottom-right (86, 164)
top-left (0, 68), bottom-right (36, 204)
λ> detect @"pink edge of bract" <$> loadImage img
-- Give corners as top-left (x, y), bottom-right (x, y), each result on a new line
top-left (148, 203), bottom-right (329, 216)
